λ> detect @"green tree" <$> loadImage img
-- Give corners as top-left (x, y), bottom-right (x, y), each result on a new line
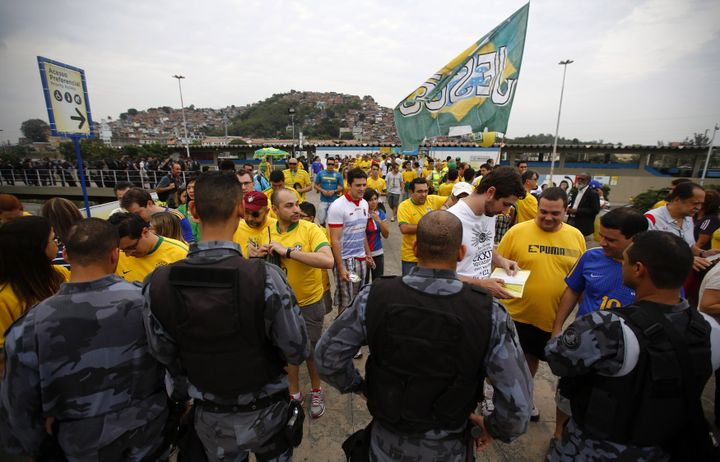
top-left (127, 108), bottom-right (138, 116)
top-left (20, 119), bottom-right (50, 142)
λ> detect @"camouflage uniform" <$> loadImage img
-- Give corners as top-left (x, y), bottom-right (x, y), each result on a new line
top-left (544, 301), bottom-right (720, 461)
top-left (315, 267), bottom-right (533, 461)
top-left (0, 275), bottom-right (168, 461)
top-left (143, 241), bottom-right (309, 462)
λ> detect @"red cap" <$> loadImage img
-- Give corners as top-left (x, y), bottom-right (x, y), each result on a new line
top-left (244, 191), bottom-right (268, 212)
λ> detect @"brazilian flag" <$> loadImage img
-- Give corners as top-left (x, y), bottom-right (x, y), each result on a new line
top-left (394, 3), bottom-right (529, 150)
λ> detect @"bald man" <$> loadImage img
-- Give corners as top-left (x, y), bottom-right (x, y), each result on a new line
top-left (316, 211), bottom-right (532, 461)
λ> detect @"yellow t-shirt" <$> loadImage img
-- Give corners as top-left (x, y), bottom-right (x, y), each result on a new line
top-left (515, 193), bottom-right (538, 223)
top-left (402, 170), bottom-right (417, 191)
top-left (116, 236), bottom-right (189, 283)
top-left (320, 225), bottom-right (331, 291)
top-left (264, 187), bottom-right (303, 219)
top-left (712, 228), bottom-right (720, 250)
top-left (233, 217), bottom-right (277, 258)
top-left (397, 195), bottom-right (447, 262)
top-left (366, 177), bottom-right (387, 195)
top-left (652, 199), bottom-right (668, 210)
top-left (270, 220), bottom-right (330, 307)
top-left (0, 266), bottom-right (70, 349)
top-left (496, 220), bottom-right (586, 332)
top-left (437, 180), bottom-right (458, 197)
top-left (283, 169), bottom-right (311, 199)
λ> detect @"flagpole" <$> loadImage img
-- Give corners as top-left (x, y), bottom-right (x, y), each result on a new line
top-left (549, 59), bottom-right (573, 186)
top-left (700, 123), bottom-right (719, 186)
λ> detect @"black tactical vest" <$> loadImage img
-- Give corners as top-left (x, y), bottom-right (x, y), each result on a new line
top-left (365, 276), bottom-right (493, 434)
top-left (148, 253), bottom-right (286, 396)
top-left (565, 301), bottom-right (713, 448)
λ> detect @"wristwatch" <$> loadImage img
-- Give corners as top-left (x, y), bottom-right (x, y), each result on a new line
top-left (286, 247), bottom-right (293, 258)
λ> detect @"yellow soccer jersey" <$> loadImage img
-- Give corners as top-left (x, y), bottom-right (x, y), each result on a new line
top-left (233, 217), bottom-right (277, 258)
top-left (397, 195), bottom-right (447, 262)
top-left (270, 220), bottom-right (330, 307)
top-left (116, 236), bottom-right (189, 283)
top-left (437, 180), bottom-right (458, 197)
top-left (515, 193), bottom-right (538, 223)
top-left (283, 169), bottom-right (311, 199)
top-left (264, 187), bottom-right (303, 219)
top-left (496, 220), bottom-right (586, 332)
top-left (366, 177), bottom-right (387, 195)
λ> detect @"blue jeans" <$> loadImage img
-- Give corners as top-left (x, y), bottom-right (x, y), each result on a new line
top-left (401, 261), bottom-right (417, 276)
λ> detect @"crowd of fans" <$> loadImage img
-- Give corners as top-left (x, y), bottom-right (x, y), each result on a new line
top-left (1, 152), bottom-right (719, 461)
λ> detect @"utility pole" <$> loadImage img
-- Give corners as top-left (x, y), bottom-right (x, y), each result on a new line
top-left (549, 59), bottom-right (574, 184)
top-left (172, 75), bottom-right (191, 158)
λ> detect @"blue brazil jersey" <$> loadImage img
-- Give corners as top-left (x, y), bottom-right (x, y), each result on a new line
top-left (565, 248), bottom-right (636, 316)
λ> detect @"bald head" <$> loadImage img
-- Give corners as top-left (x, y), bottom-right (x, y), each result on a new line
top-left (415, 211), bottom-right (463, 263)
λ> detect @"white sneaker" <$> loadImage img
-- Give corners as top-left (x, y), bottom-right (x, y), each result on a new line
top-left (311, 389), bottom-right (325, 418)
top-left (291, 391), bottom-right (304, 405)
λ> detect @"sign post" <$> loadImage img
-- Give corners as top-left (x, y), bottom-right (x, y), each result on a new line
top-left (37, 56), bottom-right (94, 216)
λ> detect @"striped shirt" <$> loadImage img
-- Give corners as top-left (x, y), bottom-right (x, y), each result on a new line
top-left (328, 194), bottom-right (369, 259)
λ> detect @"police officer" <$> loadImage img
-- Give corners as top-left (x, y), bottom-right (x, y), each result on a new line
top-left (546, 231), bottom-right (720, 461)
top-left (315, 210), bottom-right (533, 461)
top-left (143, 171), bottom-right (309, 462)
top-left (0, 218), bottom-right (169, 460)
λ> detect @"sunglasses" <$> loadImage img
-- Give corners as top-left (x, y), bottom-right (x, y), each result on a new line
top-left (247, 210), bottom-right (264, 218)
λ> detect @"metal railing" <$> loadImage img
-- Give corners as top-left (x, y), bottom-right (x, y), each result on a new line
top-left (0, 168), bottom-right (191, 189)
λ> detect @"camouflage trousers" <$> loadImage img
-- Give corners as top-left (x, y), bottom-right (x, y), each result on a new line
top-left (195, 401), bottom-right (292, 462)
top-left (546, 418), bottom-right (670, 462)
top-left (369, 420), bottom-right (468, 462)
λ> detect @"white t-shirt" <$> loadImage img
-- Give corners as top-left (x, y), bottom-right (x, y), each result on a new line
top-left (448, 199), bottom-right (496, 279)
top-left (385, 171), bottom-right (403, 195)
top-left (327, 194), bottom-right (369, 259)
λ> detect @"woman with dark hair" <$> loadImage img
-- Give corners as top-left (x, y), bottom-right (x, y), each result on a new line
top-left (41, 197), bottom-right (83, 269)
top-left (175, 186), bottom-right (188, 209)
top-left (177, 176), bottom-right (199, 242)
top-left (0, 216), bottom-right (69, 357)
top-left (363, 188), bottom-right (389, 283)
top-left (694, 189), bottom-right (720, 253)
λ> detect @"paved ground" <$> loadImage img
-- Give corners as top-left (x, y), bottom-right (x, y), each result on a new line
top-left (290, 192), bottom-right (719, 461)
top-left (9, 195), bottom-right (718, 461)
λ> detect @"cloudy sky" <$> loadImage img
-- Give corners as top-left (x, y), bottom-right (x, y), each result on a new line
top-left (1, 0), bottom-right (719, 145)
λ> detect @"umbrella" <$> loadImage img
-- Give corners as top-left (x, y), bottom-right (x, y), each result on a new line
top-left (253, 147), bottom-right (289, 159)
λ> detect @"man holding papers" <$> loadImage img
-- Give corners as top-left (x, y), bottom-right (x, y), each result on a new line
top-left (496, 187), bottom-right (586, 422)
top-left (448, 167), bottom-right (526, 299)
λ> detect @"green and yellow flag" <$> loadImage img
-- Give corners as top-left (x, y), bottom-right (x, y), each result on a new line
top-left (394, 4), bottom-right (529, 150)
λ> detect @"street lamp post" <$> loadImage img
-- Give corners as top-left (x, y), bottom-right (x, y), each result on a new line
top-left (549, 59), bottom-right (574, 185)
top-left (172, 75), bottom-right (191, 158)
top-left (700, 123), bottom-right (719, 186)
top-left (288, 108), bottom-right (296, 154)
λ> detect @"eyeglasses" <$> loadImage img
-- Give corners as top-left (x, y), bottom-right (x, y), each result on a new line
top-left (239, 181), bottom-right (254, 187)
top-left (289, 163), bottom-right (298, 166)
top-left (247, 210), bottom-right (264, 218)
top-left (120, 238), bottom-right (141, 254)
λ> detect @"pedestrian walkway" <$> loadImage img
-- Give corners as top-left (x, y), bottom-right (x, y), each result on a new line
top-left (290, 192), bottom-right (719, 461)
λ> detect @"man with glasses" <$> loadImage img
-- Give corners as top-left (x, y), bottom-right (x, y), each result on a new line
top-left (314, 158), bottom-right (344, 226)
top-left (398, 178), bottom-right (450, 275)
top-left (645, 181), bottom-right (719, 271)
top-left (235, 170), bottom-right (256, 195)
top-left (120, 187), bottom-right (194, 243)
top-left (233, 191), bottom-right (276, 258)
top-left (283, 158), bottom-right (312, 200)
top-left (108, 212), bottom-right (188, 283)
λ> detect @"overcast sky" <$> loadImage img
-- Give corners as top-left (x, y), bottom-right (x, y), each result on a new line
top-left (1, 0), bottom-right (719, 145)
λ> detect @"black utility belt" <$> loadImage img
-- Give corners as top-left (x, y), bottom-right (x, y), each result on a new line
top-left (196, 390), bottom-right (289, 413)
